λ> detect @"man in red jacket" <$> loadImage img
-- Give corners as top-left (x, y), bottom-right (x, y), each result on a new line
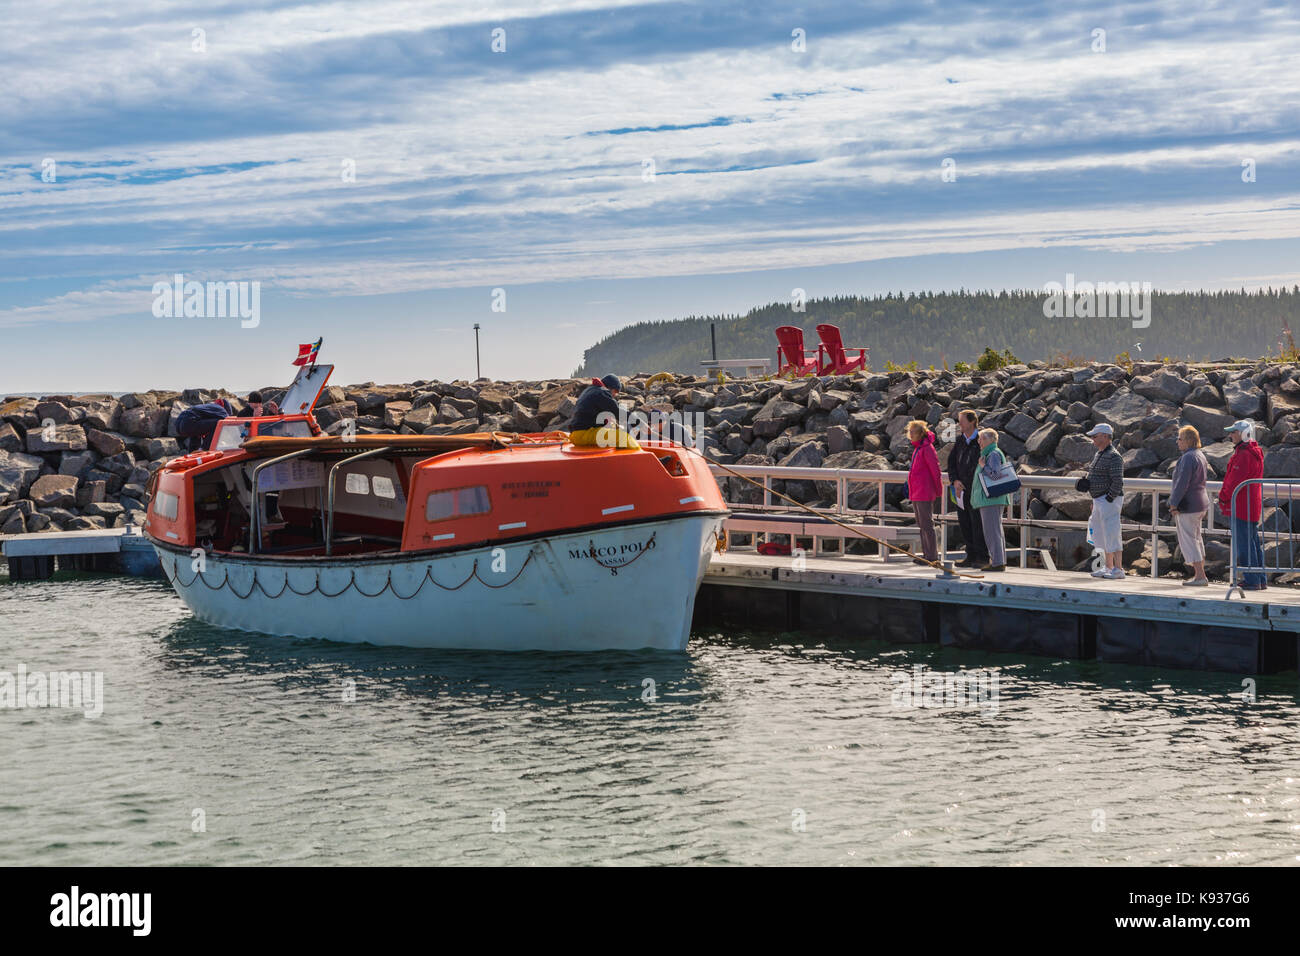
top-left (1217, 420), bottom-right (1266, 590)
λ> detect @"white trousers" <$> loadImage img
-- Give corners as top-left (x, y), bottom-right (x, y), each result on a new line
top-left (1088, 496), bottom-right (1123, 554)
top-left (1175, 510), bottom-right (1206, 563)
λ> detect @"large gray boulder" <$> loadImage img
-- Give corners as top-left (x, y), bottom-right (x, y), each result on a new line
top-left (86, 428), bottom-right (126, 457)
top-left (81, 400), bottom-right (122, 431)
top-left (28, 474), bottom-right (78, 508)
top-left (1267, 391), bottom-right (1300, 426)
top-left (1091, 390), bottom-right (1158, 439)
top-left (0, 422), bottom-right (22, 454)
top-left (827, 425), bottom-right (854, 454)
top-left (707, 403), bottom-right (762, 427)
top-left (83, 501), bottom-right (124, 521)
top-left (1131, 370), bottom-right (1191, 404)
top-left (1004, 412), bottom-right (1040, 441)
top-left (1145, 419), bottom-right (1182, 461)
top-left (119, 405), bottom-right (168, 438)
top-left (1223, 380), bottom-right (1265, 419)
top-left (58, 450), bottom-right (97, 480)
top-left (1264, 445), bottom-right (1300, 478)
top-left (402, 404), bottom-right (437, 430)
top-left (26, 423), bottom-right (87, 453)
top-left (314, 402), bottom-right (358, 429)
top-left (1201, 440), bottom-right (1235, 474)
top-left (779, 442), bottom-right (825, 470)
top-left (1181, 403), bottom-right (1236, 437)
top-left (1040, 486), bottom-right (1094, 520)
top-left (752, 398), bottom-right (805, 438)
top-left (1122, 447), bottom-right (1159, 473)
top-left (1054, 434), bottom-right (1095, 465)
top-left (0, 449), bottom-right (45, 498)
top-left (1024, 421), bottom-right (1062, 457)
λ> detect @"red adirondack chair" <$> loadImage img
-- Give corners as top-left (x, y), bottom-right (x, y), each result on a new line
top-left (775, 326), bottom-right (822, 377)
top-left (816, 324), bottom-right (869, 375)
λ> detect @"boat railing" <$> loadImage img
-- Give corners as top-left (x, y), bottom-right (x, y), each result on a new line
top-left (708, 463), bottom-right (1231, 578)
top-left (324, 447), bottom-right (393, 556)
top-left (248, 448), bottom-right (314, 554)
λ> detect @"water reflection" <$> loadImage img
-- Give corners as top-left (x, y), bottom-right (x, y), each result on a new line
top-left (154, 616), bottom-right (703, 713)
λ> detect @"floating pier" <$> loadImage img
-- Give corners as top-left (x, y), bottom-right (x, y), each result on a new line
top-left (695, 552), bottom-right (1300, 675)
top-left (1, 527), bottom-right (161, 580)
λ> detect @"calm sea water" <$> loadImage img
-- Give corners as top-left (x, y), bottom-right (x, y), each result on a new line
top-left (2, 571), bottom-right (1299, 866)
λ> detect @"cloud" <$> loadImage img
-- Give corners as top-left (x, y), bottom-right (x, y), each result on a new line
top-left (2, 0), bottom-right (1299, 342)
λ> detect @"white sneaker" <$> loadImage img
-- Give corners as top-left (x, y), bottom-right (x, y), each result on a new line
top-left (1090, 568), bottom-right (1108, 578)
top-left (1105, 567), bottom-right (1126, 579)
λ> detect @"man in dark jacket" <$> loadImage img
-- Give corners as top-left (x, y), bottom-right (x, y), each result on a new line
top-left (569, 375), bottom-right (639, 450)
top-left (236, 391), bottom-right (280, 418)
top-left (947, 410), bottom-right (987, 567)
top-left (175, 399), bottom-right (231, 452)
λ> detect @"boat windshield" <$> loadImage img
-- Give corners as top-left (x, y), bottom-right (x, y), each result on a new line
top-left (258, 420), bottom-right (312, 439)
top-left (213, 422), bottom-right (249, 450)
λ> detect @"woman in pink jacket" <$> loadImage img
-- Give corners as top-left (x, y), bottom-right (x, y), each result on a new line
top-left (906, 420), bottom-right (943, 564)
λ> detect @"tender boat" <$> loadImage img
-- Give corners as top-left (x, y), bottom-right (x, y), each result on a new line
top-left (142, 363), bottom-right (728, 651)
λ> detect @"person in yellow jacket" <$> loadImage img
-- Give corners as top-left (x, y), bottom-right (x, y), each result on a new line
top-left (568, 375), bottom-right (641, 450)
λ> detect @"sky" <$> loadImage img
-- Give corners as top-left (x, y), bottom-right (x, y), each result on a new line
top-left (1, 0), bottom-right (1299, 392)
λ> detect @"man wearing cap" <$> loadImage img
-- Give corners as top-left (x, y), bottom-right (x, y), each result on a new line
top-left (569, 374), bottom-right (641, 450)
top-left (1217, 420), bottom-right (1266, 590)
top-left (1080, 423), bottom-right (1125, 579)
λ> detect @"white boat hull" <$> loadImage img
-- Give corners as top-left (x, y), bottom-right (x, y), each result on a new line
top-left (153, 514), bottom-right (725, 651)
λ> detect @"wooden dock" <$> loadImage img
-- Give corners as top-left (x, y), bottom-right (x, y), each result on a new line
top-left (697, 552), bottom-right (1300, 674)
top-left (1, 527), bottom-right (161, 579)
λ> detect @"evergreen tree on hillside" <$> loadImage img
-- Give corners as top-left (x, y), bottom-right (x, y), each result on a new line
top-left (573, 288), bottom-right (1300, 376)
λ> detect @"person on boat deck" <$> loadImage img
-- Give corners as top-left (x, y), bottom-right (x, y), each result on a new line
top-left (569, 374), bottom-right (641, 451)
top-left (237, 391), bottom-right (280, 418)
top-left (175, 398), bottom-right (232, 452)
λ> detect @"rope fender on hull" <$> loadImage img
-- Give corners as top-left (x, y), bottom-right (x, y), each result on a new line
top-left (161, 548), bottom-right (538, 600)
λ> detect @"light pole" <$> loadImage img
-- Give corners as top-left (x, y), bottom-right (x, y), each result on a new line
top-left (473, 323), bottom-right (481, 380)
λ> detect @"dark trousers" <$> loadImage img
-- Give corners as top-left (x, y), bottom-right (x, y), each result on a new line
top-left (912, 499), bottom-right (938, 561)
top-left (956, 503), bottom-right (988, 562)
top-left (1232, 516), bottom-right (1266, 588)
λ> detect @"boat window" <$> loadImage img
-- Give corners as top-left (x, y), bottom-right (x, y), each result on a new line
top-left (372, 475), bottom-right (396, 499)
top-left (153, 490), bottom-right (179, 520)
top-left (425, 485), bottom-right (491, 522)
top-left (214, 424), bottom-right (247, 450)
top-left (344, 473), bottom-right (370, 495)
top-left (259, 420), bottom-right (312, 438)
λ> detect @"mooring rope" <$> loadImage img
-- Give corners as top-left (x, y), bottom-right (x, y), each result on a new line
top-left (162, 548), bottom-right (537, 599)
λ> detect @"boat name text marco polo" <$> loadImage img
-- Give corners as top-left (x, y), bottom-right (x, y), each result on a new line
top-left (569, 537), bottom-right (656, 563)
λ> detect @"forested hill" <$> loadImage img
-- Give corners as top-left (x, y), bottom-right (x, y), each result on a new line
top-left (573, 289), bottom-right (1300, 376)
